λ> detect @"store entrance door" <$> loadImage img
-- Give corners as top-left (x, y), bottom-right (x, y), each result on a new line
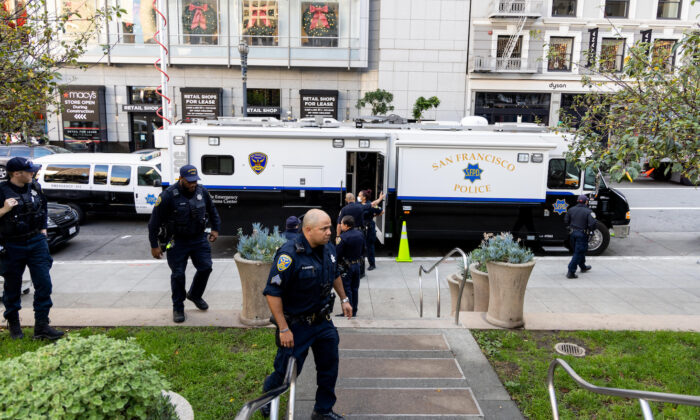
top-left (130, 113), bottom-right (162, 151)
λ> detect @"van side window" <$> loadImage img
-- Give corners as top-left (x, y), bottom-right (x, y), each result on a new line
top-left (111, 165), bottom-right (131, 186)
top-left (547, 159), bottom-right (580, 189)
top-left (94, 165), bottom-right (108, 185)
top-left (44, 164), bottom-right (90, 184)
top-left (583, 167), bottom-right (597, 191)
top-left (202, 155), bottom-right (234, 175)
top-left (138, 166), bottom-right (161, 186)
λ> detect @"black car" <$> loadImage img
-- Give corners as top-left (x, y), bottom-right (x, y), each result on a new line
top-left (47, 203), bottom-right (80, 249)
top-left (0, 145), bottom-right (71, 179)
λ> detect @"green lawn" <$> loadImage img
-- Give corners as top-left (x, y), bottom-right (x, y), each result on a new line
top-left (0, 327), bottom-right (278, 420)
top-left (472, 330), bottom-right (700, 419)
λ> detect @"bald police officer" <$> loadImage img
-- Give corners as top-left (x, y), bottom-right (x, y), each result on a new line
top-left (148, 165), bottom-right (221, 323)
top-left (262, 209), bottom-right (352, 420)
top-left (564, 194), bottom-right (596, 279)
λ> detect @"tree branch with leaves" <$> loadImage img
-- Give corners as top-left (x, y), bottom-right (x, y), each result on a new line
top-left (355, 89), bottom-right (394, 116)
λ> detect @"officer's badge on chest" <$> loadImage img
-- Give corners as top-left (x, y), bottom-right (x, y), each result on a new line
top-left (277, 254), bottom-right (292, 271)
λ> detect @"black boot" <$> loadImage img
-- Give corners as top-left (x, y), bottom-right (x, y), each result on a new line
top-left (6, 317), bottom-right (24, 340)
top-left (311, 410), bottom-right (345, 420)
top-left (173, 308), bottom-right (186, 323)
top-left (33, 319), bottom-right (64, 340)
top-left (580, 265), bottom-right (592, 272)
top-left (186, 293), bottom-right (209, 310)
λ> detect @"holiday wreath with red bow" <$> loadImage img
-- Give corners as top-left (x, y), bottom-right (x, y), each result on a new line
top-left (182, 1), bottom-right (217, 37)
top-left (302, 2), bottom-right (337, 40)
top-left (243, 1), bottom-right (278, 38)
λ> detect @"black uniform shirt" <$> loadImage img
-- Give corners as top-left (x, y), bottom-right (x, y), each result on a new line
top-left (337, 202), bottom-right (371, 228)
top-left (564, 203), bottom-right (597, 232)
top-left (362, 205), bottom-right (382, 227)
top-left (0, 181), bottom-right (48, 231)
top-left (336, 229), bottom-right (365, 262)
top-left (147, 183), bottom-right (221, 248)
top-left (263, 233), bottom-right (340, 316)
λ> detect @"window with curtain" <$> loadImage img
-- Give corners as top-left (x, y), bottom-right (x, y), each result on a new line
top-left (552, 0), bottom-right (576, 16)
top-left (657, 0), bottom-right (681, 19)
top-left (180, 0), bottom-right (219, 45)
top-left (652, 39), bottom-right (676, 72)
top-left (604, 0), bottom-right (629, 18)
top-left (548, 37), bottom-right (574, 71)
top-left (600, 38), bottom-right (625, 72)
top-left (118, 0), bottom-right (156, 44)
top-left (243, 0), bottom-right (278, 46)
top-left (301, 1), bottom-right (339, 47)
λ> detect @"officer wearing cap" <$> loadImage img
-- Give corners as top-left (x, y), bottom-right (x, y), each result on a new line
top-left (283, 215), bottom-right (300, 241)
top-left (336, 192), bottom-right (385, 237)
top-left (262, 209), bottom-right (352, 420)
top-left (564, 194), bottom-right (597, 279)
top-left (0, 157), bottom-right (64, 340)
top-left (148, 164), bottom-right (221, 323)
top-left (335, 215), bottom-right (365, 317)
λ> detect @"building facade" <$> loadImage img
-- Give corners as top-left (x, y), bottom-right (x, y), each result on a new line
top-left (44, 0), bottom-right (699, 152)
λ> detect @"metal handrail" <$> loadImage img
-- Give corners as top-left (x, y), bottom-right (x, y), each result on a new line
top-left (417, 247), bottom-right (469, 324)
top-left (548, 358), bottom-right (700, 420)
top-left (235, 357), bottom-right (297, 420)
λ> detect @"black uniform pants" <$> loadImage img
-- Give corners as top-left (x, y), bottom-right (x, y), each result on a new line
top-left (166, 235), bottom-right (212, 310)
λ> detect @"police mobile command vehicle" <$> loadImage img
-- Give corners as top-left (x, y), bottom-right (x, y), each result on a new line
top-left (153, 116), bottom-right (630, 255)
top-left (34, 152), bottom-right (163, 222)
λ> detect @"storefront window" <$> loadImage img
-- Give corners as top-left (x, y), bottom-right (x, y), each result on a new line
top-left (180, 0), bottom-right (219, 45)
top-left (474, 92), bottom-right (551, 125)
top-left (243, 0), bottom-right (278, 46)
top-left (548, 37), bottom-right (574, 71)
top-left (60, 0), bottom-right (98, 36)
top-left (301, 1), bottom-right (339, 47)
top-left (652, 39), bottom-right (676, 72)
top-left (246, 88), bottom-right (281, 118)
top-left (657, 0), bottom-right (681, 19)
top-left (118, 0), bottom-right (156, 44)
top-left (600, 38), bottom-right (625, 72)
top-left (552, 0), bottom-right (576, 16)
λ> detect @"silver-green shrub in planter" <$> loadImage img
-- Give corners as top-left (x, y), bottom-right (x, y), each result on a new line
top-left (0, 335), bottom-right (177, 419)
top-left (478, 233), bottom-right (535, 328)
top-left (235, 223), bottom-right (287, 326)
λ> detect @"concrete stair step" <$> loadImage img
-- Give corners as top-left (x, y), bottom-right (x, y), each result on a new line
top-left (338, 333), bottom-right (450, 351)
top-left (339, 357), bottom-right (464, 379)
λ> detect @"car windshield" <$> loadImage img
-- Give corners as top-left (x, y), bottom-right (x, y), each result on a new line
top-left (9, 146), bottom-right (31, 158)
top-left (33, 147), bottom-right (53, 158)
top-left (46, 145), bottom-right (71, 153)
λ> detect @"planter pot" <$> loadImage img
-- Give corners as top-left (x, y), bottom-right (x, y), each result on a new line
top-left (234, 252), bottom-right (272, 326)
top-left (447, 273), bottom-right (474, 314)
top-left (470, 263), bottom-right (489, 312)
top-left (162, 390), bottom-right (194, 420)
top-left (485, 260), bottom-right (536, 328)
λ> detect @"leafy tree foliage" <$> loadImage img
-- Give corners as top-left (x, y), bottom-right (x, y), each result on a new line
top-left (558, 27), bottom-right (699, 184)
top-left (355, 89), bottom-right (394, 116)
top-left (412, 96), bottom-right (440, 120)
top-left (0, 0), bottom-right (120, 140)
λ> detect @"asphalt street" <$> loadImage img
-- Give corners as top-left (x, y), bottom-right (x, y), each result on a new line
top-left (49, 178), bottom-right (700, 261)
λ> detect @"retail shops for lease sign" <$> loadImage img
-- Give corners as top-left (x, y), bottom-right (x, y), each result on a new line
top-left (300, 89), bottom-right (338, 119)
top-left (181, 87), bottom-right (223, 120)
top-left (60, 86), bottom-right (107, 141)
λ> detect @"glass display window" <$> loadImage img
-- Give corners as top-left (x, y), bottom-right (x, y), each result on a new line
top-left (301, 1), bottom-right (339, 47)
top-left (180, 0), bottom-right (219, 44)
top-left (118, 0), bottom-right (156, 44)
top-left (243, 0), bottom-right (278, 46)
top-left (548, 37), bottom-right (574, 71)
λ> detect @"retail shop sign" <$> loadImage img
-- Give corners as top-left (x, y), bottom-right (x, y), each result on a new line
top-left (122, 104), bottom-right (161, 112)
top-left (60, 85), bottom-right (107, 141)
top-left (181, 87), bottom-right (222, 120)
top-left (300, 89), bottom-right (338, 119)
top-left (548, 82), bottom-right (567, 90)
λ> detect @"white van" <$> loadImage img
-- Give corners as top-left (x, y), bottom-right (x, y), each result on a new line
top-left (34, 152), bottom-right (163, 222)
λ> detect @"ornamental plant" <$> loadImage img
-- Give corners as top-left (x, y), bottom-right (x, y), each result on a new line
top-left (237, 222), bottom-right (286, 263)
top-left (412, 96), bottom-right (441, 121)
top-left (475, 232), bottom-right (534, 270)
top-left (356, 89), bottom-right (395, 116)
top-left (0, 335), bottom-right (174, 420)
top-left (456, 253), bottom-right (472, 279)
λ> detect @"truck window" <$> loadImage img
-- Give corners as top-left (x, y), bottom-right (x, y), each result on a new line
top-left (202, 155), bottom-right (234, 175)
top-left (547, 159), bottom-right (580, 189)
top-left (111, 165), bottom-right (131, 186)
top-left (44, 164), bottom-right (90, 184)
top-left (583, 167), bottom-right (597, 191)
top-left (138, 166), bottom-right (162, 186)
top-left (94, 165), bottom-right (108, 185)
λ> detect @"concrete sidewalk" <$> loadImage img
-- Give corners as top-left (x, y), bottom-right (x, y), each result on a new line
top-left (4, 255), bottom-right (699, 330)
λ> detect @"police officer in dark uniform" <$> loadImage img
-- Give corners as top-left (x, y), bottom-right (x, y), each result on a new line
top-left (283, 215), bottom-right (300, 241)
top-left (148, 165), bottom-right (221, 323)
top-left (335, 192), bottom-right (384, 238)
top-left (0, 157), bottom-right (63, 340)
top-left (564, 194), bottom-right (596, 279)
top-left (335, 215), bottom-right (365, 317)
top-left (358, 189), bottom-right (382, 272)
top-left (262, 209), bottom-right (352, 420)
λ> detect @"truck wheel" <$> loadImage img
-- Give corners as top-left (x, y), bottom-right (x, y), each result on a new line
top-left (67, 203), bottom-right (85, 224)
top-left (587, 221), bottom-right (610, 256)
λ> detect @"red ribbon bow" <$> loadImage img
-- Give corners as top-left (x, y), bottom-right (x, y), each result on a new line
top-left (247, 5), bottom-right (271, 28)
top-left (189, 3), bottom-right (208, 31)
top-left (309, 5), bottom-right (329, 29)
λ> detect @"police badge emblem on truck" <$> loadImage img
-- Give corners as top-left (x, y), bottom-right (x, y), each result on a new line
top-left (249, 152), bottom-right (268, 175)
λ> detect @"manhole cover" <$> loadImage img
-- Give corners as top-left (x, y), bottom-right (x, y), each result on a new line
top-left (554, 342), bottom-right (586, 357)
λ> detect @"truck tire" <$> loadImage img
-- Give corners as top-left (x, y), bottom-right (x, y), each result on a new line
top-left (67, 203), bottom-right (85, 224)
top-left (587, 221), bottom-right (610, 256)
